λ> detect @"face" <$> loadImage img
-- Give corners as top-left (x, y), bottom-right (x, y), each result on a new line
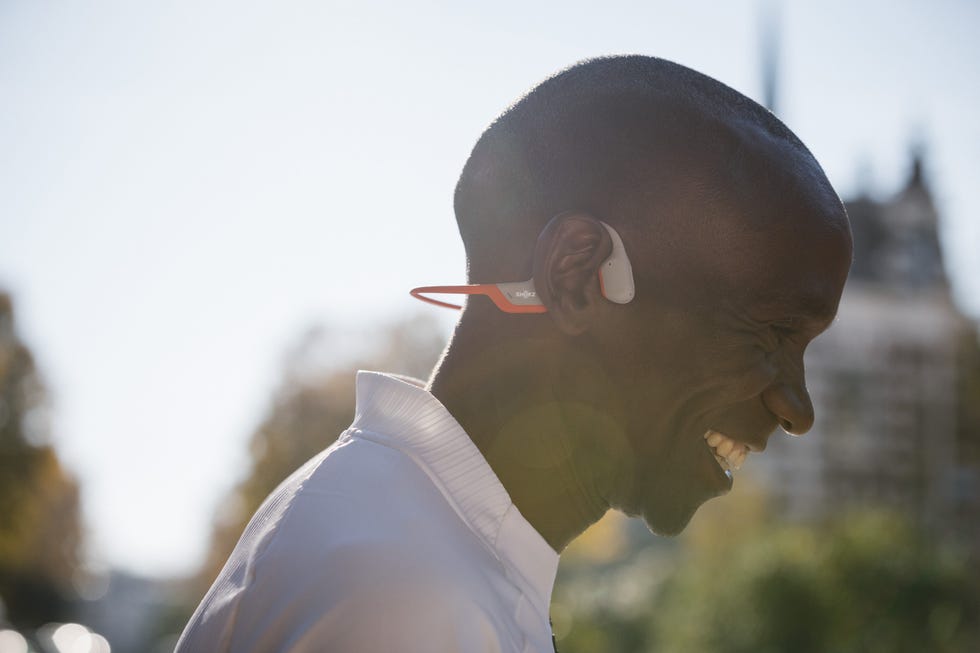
top-left (591, 166), bottom-right (853, 536)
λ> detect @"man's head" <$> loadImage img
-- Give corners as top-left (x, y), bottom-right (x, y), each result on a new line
top-left (450, 56), bottom-right (852, 538)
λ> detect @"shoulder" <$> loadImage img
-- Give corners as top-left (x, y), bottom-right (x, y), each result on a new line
top-left (307, 564), bottom-right (512, 653)
top-left (231, 538), bottom-right (514, 652)
top-left (222, 444), bottom-right (516, 651)
top-left (187, 431), bottom-right (520, 651)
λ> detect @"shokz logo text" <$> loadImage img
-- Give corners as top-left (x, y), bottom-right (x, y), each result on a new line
top-left (513, 290), bottom-right (537, 299)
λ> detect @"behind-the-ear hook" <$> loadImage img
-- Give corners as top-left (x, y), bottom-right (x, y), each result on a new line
top-left (597, 221), bottom-right (635, 304)
top-left (409, 220), bottom-right (634, 313)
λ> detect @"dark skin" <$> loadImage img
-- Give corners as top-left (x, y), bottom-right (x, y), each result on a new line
top-left (430, 129), bottom-right (853, 552)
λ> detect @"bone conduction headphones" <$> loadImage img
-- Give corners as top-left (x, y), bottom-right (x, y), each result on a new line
top-left (410, 221), bottom-right (635, 313)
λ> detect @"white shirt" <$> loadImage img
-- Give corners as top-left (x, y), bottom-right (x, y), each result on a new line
top-left (176, 371), bottom-right (560, 652)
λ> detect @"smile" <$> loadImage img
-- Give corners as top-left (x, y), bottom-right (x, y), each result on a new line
top-left (703, 430), bottom-right (749, 480)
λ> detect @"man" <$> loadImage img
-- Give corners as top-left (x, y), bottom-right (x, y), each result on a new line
top-left (177, 56), bottom-right (852, 652)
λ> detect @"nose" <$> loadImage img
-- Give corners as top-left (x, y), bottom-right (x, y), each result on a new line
top-left (761, 381), bottom-right (815, 436)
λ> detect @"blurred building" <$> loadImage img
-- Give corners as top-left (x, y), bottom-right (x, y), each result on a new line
top-left (751, 149), bottom-right (980, 551)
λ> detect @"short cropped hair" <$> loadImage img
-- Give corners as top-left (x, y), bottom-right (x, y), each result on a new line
top-left (454, 55), bottom-right (815, 281)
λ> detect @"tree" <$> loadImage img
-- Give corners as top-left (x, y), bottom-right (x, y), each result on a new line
top-left (554, 489), bottom-right (980, 653)
top-left (0, 292), bottom-right (82, 629)
top-left (652, 511), bottom-right (978, 653)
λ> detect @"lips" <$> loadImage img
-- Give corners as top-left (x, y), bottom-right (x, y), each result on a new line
top-left (703, 429), bottom-right (750, 479)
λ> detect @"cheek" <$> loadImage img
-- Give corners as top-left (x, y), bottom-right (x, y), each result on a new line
top-left (681, 326), bottom-right (781, 401)
top-left (596, 309), bottom-right (777, 423)
top-left (599, 318), bottom-right (703, 391)
top-left (715, 348), bottom-right (779, 401)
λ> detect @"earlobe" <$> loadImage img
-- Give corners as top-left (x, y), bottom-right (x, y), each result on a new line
top-left (533, 213), bottom-right (613, 335)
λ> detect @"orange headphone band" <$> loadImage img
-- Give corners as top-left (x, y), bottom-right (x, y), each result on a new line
top-left (409, 285), bottom-right (548, 314)
top-left (410, 221), bottom-right (633, 315)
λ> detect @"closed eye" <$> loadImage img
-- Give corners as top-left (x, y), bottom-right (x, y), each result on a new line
top-left (769, 321), bottom-right (799, 345)
top-left (771, 323), bottom-right (794, 337)
top-left (771, 318), bottom-right (823, 350)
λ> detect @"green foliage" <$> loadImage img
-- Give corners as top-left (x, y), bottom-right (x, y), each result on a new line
top-left (556, 508), bottom-right (979, 653)
top-left (0, 292), bottom-right (82, 629)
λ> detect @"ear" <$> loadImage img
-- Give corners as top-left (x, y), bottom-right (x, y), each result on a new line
top-left (533, 212), bottom-right (613, 335)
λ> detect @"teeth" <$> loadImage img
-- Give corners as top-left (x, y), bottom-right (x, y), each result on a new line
top-left (729, 448), bottom-right (746, 470)
top-left (716, 439), bottom-right (734, 458)
top-left (703, 430), bottom-right (750, 474)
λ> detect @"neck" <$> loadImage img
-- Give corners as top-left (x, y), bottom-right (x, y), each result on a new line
top-left (428, 307), bottom-right (612, 552)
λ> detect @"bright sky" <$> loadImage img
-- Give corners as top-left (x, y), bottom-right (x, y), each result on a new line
top-left (1, 0), bottom-right (978, 577)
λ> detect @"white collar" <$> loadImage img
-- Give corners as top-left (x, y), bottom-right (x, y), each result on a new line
top-left (350, 370), bottom-right (559, 615)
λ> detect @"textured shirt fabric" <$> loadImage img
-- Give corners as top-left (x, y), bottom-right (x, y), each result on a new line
top-left (176, 371), bottom-right (560, 653)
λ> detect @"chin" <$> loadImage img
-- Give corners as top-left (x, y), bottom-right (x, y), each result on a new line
top-left (640, 495), bottom-right (704, 537)
top-left (618, 459), bottom-right (717, 536)
top-left (642, 509), bottom-right (696, 537)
